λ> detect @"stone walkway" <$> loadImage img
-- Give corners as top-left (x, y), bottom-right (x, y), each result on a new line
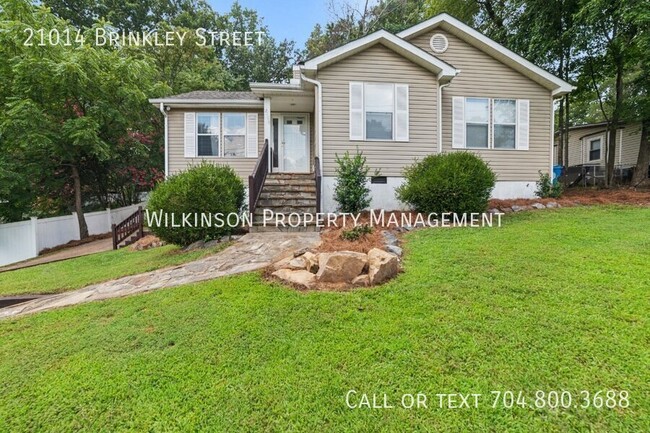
top-left (0, 232), bottom-right (320, 319)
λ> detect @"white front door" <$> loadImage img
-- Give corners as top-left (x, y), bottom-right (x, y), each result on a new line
top-left (277, 115), bottom-right (310, 173)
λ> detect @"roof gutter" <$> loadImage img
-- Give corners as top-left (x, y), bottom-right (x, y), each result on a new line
top-left (149, 98), bottom-right (263, 106)
top-left (158, 103), bottom-right (169, 178)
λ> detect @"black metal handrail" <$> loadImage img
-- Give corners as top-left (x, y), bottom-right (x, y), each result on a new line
top-left (112, 206), bottom-right (144, 249)
top-left (249, 139), bottom-right (269, 215)
top-left (314, 156), bottom-right (321, 214)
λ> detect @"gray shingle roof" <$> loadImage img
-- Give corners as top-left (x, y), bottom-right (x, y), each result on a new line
top-left (165, 91), bottom-right (259, 100)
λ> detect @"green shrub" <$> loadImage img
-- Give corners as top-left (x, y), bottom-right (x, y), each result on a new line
top-left (535, 171), bottom-right (563, 198)
top-left (396, 152), bottom-right (496, 214)
top-left (341, 224), bottom-right (373, 241)
top-left (146, 163), bottom-right (245, 246)
top-left (334, 150), bottom-right (371, 213)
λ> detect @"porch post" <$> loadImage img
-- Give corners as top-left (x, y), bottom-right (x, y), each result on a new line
top-left (264, 97), bottom-right (272, 171)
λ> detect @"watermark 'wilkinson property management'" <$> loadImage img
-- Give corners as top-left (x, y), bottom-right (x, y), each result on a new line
top-left (145, 209), bottom-right (503, 229)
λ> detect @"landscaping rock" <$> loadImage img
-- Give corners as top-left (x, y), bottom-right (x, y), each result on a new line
top-left (531, 203), bottom-right (546, 209)
top-left (488, 208), bottom-right (501, 214)
top-left (272, 256), bottom-right (293, 271)
top-left (511, 205), bottom-right (525, 212)
top-left (204, 239), bottom-right (221, 248)
top-left (352, 274), bottom-right (370, 287)
top-left (316, 251), bottom-right (368, 283)
top-left (288, 256), bottom-right (307, 270)
top-left (500, 207), bottom-right (513, 213)
top-left (382, 230), bottom-right (399, 246)
top-left (385, 245), bottom-right (403, 257)
top-left (293, 247), bottom-right (311, 257)
top-left (272, 269), bottom-right (316, 289)
top-left (231, 235), bottom-right (243, 241)
top-left (302, 251), bottom-right (319, 273)
top-left (182, 240), bottom-right (205, 251)
top-left (130, 235), bottom-right (165, 251)
top-left (402, 225), bottom-right (413, 231)
top-left (367, 248), bottom-right (399, 285)
top-left (546, 202), bottom-right (558, 208)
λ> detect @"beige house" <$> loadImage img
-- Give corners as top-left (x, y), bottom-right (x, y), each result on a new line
top-left (151, 14), bottom-right (574, 215)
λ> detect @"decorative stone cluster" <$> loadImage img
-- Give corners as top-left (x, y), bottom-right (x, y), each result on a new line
top-left (271, 230), bottom-right (403, 290)
top-left (489, 201), bottom-right (559, 214)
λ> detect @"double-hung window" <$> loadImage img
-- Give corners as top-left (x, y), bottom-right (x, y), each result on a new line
top-left (349, 82), bottom-right (409, 141)
top-left (465, 98), bottom-right (489, 148)
top-left (197, 114), bottom-right (220, 156)
top-left (493, 99), bottom-right (516, 149)
top-left (453, 97), bottom-right (529, 150)
top-left (365, 83), bottom-right (394, 140)
top-left (188, 112), bottom-right (257, 158)
top-left (223, 113), bottom-right (246, 157)
top-left (588, 137), bottom-right (601, 161)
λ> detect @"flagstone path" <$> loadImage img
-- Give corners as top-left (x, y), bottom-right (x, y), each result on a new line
top-left (0, 232), bottom-right (320, 320)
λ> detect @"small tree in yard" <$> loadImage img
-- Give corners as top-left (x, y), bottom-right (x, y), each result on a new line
top-left (334, 150), bottom-right (371, 213)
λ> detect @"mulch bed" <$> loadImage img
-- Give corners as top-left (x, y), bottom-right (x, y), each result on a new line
top-left (489, 187), bottom-right (650, 209)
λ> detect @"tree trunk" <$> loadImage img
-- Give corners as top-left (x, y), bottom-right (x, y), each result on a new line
top-left (632, 119), bottom-right (650, 186)
top-left (71, 165), bottom-right (89, 239)
top-left (607, 57), bottom-right (625, 186)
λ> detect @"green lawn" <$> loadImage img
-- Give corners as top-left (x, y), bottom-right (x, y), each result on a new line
top-left (0, 207), bottom-right (648, 431)
top-left (0, 243), bottom-right (230, 296)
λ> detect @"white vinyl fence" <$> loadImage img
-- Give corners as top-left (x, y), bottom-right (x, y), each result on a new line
top-left (0, 204), bottom-right (143, 267)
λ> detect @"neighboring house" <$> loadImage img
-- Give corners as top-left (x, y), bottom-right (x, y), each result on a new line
top-left (554, 121), bottom-right (642, 168)
top-left (150, 13), bottom-right (574, 216)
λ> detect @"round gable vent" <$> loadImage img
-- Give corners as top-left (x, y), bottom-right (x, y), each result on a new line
top-left (430, 33), bottom-right (449, 54)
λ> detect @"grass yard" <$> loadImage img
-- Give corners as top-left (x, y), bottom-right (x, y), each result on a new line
top-left (0, 206), bottom-right (648, 431)
top-left (0, 243), bottom-right (230, 296)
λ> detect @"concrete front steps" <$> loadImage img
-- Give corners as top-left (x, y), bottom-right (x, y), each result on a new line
top-left (250, 173), bottom-right (319, 233)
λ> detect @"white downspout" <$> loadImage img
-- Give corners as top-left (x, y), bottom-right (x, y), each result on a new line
top-left (300, 73), bottom-right (323, 174)
top-left (300, 72), bottom-right (324, 212)
top-left (438, 82), bottom-right (451, 153)
top-left (159, 103), bottom-right (168, 177)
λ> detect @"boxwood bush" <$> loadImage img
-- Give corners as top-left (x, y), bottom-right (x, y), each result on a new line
top-left (396, 152), bottom-right (496, 214)
top-left (146, 163), bottom-right (245, 246)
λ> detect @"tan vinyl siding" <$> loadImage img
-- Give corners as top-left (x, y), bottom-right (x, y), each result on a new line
top-left (167, 108), bottom-right (264, 179)
top-left (316, 43), bottom-right (438, 177)
top-left (409, 30), bottom-right (553, 181)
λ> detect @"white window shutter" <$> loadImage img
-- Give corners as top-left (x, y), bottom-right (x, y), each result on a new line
top-left (394, 84), bottom-right (409, 141)
top-left (517, 99), bottom-right (529, 150)
top-left (452, 97), bottom-right (465, 148)
top-left (184, 112), bottom-right (196, 158)
top-left (349, 82), bottom-right (364, 140)
top-left (246, 113), bottom-right (258, 158)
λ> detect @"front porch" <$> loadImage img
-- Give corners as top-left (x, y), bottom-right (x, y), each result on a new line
top-left (247, 83), bottom-right (322, 229)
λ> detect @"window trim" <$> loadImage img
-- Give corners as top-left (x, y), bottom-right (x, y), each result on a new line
top-left (492, 98), bottom-right (517, 150)
top-left (196, 113), bottom-right (220, 157)
top-left (350, 82), bottom-right (408, 142)
top-left (464, 97), bottom-right (490, 149)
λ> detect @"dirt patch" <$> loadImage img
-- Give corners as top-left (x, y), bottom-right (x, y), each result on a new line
top-left (38, 233), bottom-right (112, 255)
top-left (489, 187), bottom-right (650, 209)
